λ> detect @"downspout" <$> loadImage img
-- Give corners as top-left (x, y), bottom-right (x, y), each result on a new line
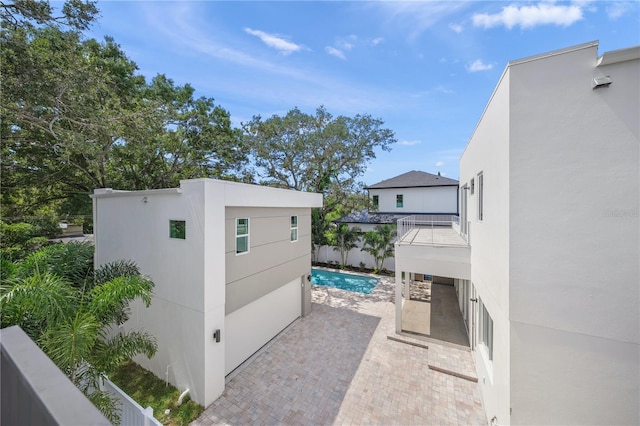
top-left (177, 389), bottom-right (190, 405)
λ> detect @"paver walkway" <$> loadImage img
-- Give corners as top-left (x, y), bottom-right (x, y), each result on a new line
top-left (192, 273), bottom-right (486, 425)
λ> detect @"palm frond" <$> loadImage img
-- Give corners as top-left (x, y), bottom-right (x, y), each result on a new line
top-left (42, 311), bottom-right (100, 382)
top-left (17, 242), bottom-right (94, 288)
top-left (86, 275), bottom-right (154, 326)
top-left (87, 389), bottom-right (122, 425)
top-left (91, 331), bottom-right (157, 373)
top-left (93, 259), bottom-right (142, 286)
top-left (0, 272), bottom-right (76, 339)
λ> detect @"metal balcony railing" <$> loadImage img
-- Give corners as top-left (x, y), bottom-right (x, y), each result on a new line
top-left (396, 215), bottom-right (470, 247)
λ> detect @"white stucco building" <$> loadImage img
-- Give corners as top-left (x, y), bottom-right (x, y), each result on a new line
top-left (92, 179), bottom-right (322, 407)
top-left (317, 170), bottom-right (459, 269)
top-left (395, 41), bottom-right (639, 425)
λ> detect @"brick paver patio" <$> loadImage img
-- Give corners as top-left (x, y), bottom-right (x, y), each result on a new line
top-left (192, 273), bottom-right (486, 425)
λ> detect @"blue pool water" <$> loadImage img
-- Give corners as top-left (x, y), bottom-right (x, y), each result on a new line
top-left (311, 268), bottom-right (379, 294)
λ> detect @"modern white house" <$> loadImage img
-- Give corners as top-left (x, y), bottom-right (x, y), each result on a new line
top-left (394, 41), bottom-right (639, 425)
top-left (366, 170), bottom-right (459, 216)
top-left (316, 170), bottom-right (459, 269)
top-left (92, 178), bottom-right (322, 407)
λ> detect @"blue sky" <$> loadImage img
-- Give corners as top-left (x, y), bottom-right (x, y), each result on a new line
top-left (89, 1), bottom-right (639, 186)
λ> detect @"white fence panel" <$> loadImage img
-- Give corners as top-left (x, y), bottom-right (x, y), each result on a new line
top-left (100, 377), bottom-right (163, 426)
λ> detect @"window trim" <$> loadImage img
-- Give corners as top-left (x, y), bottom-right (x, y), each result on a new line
top-left (396, 194), bottom-right (403, 208)
top-left (290, 215), bottom-right (298, 242)
top-left (169, 220), bottom-right (186, 240)
top-left (235, 218), bottom-right (249, 255)
top-left (479, 298), bottom-right (493, 362)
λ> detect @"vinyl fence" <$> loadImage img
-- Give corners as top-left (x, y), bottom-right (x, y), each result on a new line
top-left (100, 377), bottom-right (163, 426)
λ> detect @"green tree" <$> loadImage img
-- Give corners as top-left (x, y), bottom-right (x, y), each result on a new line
top-left (1, 0), bottom-right (99, 31)
top-left (243, 106), bottom-right (395, 253)
top-left (0, 243), bottom-right (157, 423)
top-left (361, 224), bottom-right (397, 271)
top-left (2, 9), bottom-right (249, 221)
top-left (327, 223), bottom-right (361, 268)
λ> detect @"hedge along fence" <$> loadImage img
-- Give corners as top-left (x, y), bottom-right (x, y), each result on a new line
top-left (314, 243), bottom-right (395, 272)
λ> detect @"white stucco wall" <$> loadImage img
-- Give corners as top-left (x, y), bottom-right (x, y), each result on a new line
top-left (507, 43), bottom-right (639, 425)
top-left (93, 180), bottom-right (226, 407)
top-left (460, 63), bottom-right (512, 425)
top-left (369, 186), bottom-right (458, 214)
top-left (460, 42), bottom-right (640, 425)
top-left (93, 179), bottom-right (323, 408)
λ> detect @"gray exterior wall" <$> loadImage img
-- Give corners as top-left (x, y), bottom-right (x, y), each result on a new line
top-left (225, 207), bottom-right (312, 315)
top-left (1, 326), bottom-right (110, 426)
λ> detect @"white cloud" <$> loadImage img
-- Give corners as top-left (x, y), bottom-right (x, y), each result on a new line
top-left (467, 59), bottom-right (493, 72)
top-left (607, 2), bottom-right (632, 19)
top-left (244, 28), bottom-right (304, 55)
top-left (370, 37), bottom-right (384, 46)
top-left (336, 35), bottom-right (357, 51)
top-left (325, 46), bottom-right (346, 60)
top-left (449, 23), bottom-right (463, 33)
top-left (435, 85), bottom-right (454, 94)
top-left (472, 3), bottom-right (584, 29)
top-left (399, 140), bottom-right (422, 146)
top-left (371, 1), bottom-right (472, 40)
top-left (436, 161), bottom-right (445, 167)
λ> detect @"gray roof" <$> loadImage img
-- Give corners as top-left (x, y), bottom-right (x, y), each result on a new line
top-left (365, 170), bottom-right (458, 189)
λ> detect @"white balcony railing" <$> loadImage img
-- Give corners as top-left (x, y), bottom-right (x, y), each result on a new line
top-left (396, 215), bottom-right (470, 247)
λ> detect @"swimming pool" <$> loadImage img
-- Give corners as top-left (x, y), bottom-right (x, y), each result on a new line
top-left (311, 268), bottom-right (379, 294)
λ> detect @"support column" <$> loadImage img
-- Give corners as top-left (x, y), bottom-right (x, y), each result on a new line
top-left (395, 269), bottom-right (403, 333)
top-left (405, 272), bottom-right (412, 303)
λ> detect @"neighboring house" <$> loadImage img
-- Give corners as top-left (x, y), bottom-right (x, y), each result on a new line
top-left (365, 170), bottom-right (459, 217)
top-left (92, 178), bottom-right (322, 407)
top-left (394, 41), bottom-right (639, 425)
top-left (316, 170), bottom-right (459, 269)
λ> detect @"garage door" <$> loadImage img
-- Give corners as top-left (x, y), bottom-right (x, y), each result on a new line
top-left (225, 277), bottom-right (301, 375)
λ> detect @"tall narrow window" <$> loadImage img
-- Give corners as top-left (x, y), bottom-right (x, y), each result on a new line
top-left (479, 298), bottom-right (494, 361)
top-left (470, 178), bottom-right (475, 195)
top-left (396, 194), bottom-right (403, 208)
top-left (290, 215), bottom-right (298, 242)
top-left (478, 172), bottom-right (484, 221)
top-left (169, 220), bottom-right (186, 239)
top-left (372, 195), bottom-right (379, 208)
top-left (236, 218), bottom-right (249, 254)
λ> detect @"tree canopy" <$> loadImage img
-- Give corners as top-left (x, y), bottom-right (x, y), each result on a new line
top-left (243, 106), bottom-right (395, 253)
top-left (1, 5), bottom-right (249, 223)
top-left (243, 106), bottom-right (395, 197)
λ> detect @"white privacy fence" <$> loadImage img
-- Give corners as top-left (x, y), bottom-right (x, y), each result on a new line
top-left (100, 377), bottom-right (163, 426)
top-left (314, 243), bottom-right (395, 271)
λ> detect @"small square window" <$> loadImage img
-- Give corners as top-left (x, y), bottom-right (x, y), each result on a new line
top-left (169, 220), bottom-right (186, 239)
top-left (396, 194), bottom-right (403, 208)
top-left (236, 218), bottom-right (249, 254)
top-left (290, 215), bottom-right (298, 242)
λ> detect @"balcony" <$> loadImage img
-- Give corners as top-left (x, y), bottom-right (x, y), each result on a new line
top-left (395, 215), bottom-right (471, 280)
top-left (396, 215), bottom-right (469, 247)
